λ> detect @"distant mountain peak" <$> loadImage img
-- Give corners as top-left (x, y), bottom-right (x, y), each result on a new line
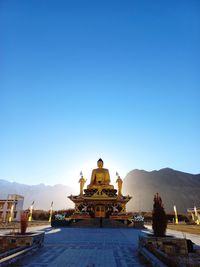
top-left (157, 167), bottom-right (176, 173)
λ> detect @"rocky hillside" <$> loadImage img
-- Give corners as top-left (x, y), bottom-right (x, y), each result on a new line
top-left (123, 168), bottom-right (200, 213)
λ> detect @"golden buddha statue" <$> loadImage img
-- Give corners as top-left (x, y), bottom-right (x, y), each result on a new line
top-left (87, 159), bottom-right (114, 190)
top-left (79, 172), bottom-right (86, 195)
top-left (116, 172), bottom-right (123, 196)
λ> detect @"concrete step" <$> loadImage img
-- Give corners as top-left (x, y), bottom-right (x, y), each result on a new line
top-left (71, 218), bottom-right (128, 228)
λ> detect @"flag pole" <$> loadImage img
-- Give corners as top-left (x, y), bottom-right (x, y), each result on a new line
top-left (49, 201), bottom-right (53, 223)
top-left (8, 203), bottom-right (14, 223)
top-left (28, 201), bottom-right (34, 222)
top-left (173, 205), bottom-right (178, 224)
top-left (194, 206), bottom-right (199, 225)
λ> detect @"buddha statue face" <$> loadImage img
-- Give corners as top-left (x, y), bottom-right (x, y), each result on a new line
top-left (97, 159), bottom-right (103, 168)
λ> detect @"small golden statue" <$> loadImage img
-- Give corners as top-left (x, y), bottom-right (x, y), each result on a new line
top-left (87, 158), bottom-right (114, 190)
top-left (116, 172), bottom-right (123, 196)
top-left (79, 171), bottom-right (86, 195)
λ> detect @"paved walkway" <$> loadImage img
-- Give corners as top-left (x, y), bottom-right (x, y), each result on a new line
top-left (15, 227), bottom-right (147, 267)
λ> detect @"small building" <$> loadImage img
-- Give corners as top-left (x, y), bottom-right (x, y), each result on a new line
top-left (0, 194), bottom-right (24, 222)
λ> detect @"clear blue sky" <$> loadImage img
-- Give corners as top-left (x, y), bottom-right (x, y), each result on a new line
top-left (0, 0), bottom-right (200, 187)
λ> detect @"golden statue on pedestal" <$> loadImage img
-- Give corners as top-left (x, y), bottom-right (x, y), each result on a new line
top-left (87, 158), bottom-right (114, 190)
top-left (116, 172), bottom-right (123, 196)
top-left (68, 158), bottom-right (132, 220)
top-left (79, 171), bottom-right (86, 195)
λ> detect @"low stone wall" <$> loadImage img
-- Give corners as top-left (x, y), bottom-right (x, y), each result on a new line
top-left (0, 221), bottom-right (50, 229)
top-left (138, 235), bottom-right (200, 266)
top-left (139, 235), bottom-right (188, 255)
top-left (0, 231), bottom-right (44, 255)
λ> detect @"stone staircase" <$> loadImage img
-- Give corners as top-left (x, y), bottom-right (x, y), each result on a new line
top-left (70, 218), bottom-right (128, 228)
top-left (102, 219), bottom-right (128, 228)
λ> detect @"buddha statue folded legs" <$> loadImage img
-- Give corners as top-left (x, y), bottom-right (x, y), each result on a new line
top-left (87, 158), bottom-right (114, 190)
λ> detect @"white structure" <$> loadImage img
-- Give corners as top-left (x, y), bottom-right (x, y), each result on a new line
top-left (0, 194), bottom-right (24, 222)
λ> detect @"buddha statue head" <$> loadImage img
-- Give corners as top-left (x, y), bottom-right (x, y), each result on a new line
top-left (97, 158), bottom-right (103, 168)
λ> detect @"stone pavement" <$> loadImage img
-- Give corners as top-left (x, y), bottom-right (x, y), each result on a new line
top-left (14, 227), bottom-right (147, 267)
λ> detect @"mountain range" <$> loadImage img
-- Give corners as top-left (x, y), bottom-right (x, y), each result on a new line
top-left (0, 168), bottom-right (199, 213)
top-left (0, 179), bottom-right (74, 210)
top-left (123, 168), bottom-right (200, 213)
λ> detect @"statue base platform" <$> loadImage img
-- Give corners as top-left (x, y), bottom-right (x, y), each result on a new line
top-left (68, 188), bottom-right (132, 219)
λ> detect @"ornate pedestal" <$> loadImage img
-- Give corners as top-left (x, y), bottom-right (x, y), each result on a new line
top-left (68, 159), bottom-right (132, 221)
top-left (69, 182), bottom-right (132, 219)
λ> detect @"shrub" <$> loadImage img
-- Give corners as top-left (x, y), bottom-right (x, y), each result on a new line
top-left (20, 212), bottom-right (28, 235)
top-left (31, 209), bottom-right (75, 221)
top-left (32, 210), bottom-right (49, 220)
top-left (54, 209), bottom-right (75, 218)
top-left (152, 193), bottom-right (167, 237)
